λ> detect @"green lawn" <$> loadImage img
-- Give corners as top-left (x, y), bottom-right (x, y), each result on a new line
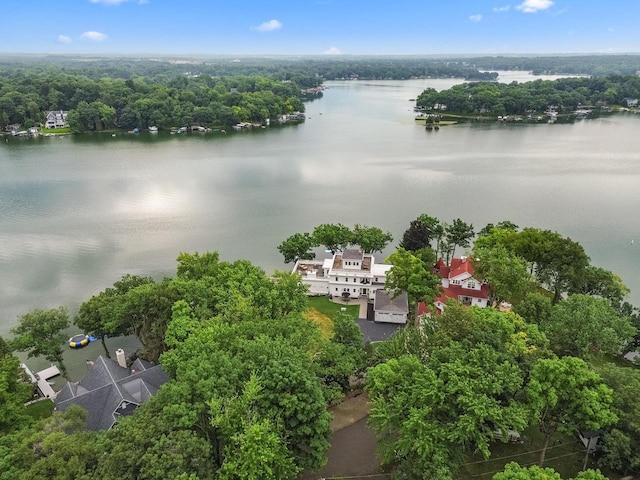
top-left (306, 296), bottom-right (359, 319)
top-left (42, 127), bottom-right (72, 134)
top-left (24, 399), bottom-right (55, 420)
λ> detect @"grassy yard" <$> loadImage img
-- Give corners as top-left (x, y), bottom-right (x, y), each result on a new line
top-left (42, 127), bottom-right (72, 134)
top-left (306, 296), bottom-right (359, 319)
top-left (24, 398), bottom-right (55, 420)
top-left (304, 296), bottom-right (360, 341)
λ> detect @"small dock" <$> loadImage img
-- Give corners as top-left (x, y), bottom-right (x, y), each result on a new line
top-left (21, 363), bottom-right (61, 399)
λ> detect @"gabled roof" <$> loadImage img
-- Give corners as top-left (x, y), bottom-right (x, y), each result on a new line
top-left (436, 283), bottom-right (490, 304)
top-left (55, 355), bottom-right (168, 431)
top-left (448, 257), bottom-right (474, 278)
top-left (374, 290), bottom-right (409, 314)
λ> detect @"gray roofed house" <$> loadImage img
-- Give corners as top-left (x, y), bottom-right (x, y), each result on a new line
top-left (55, 355), bottom-right (169, 431)
top-left (374, 290), bottom-right (409, 324)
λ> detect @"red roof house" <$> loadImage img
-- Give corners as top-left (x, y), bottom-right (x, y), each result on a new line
top-left (419, 257), bottom-right (490, 316)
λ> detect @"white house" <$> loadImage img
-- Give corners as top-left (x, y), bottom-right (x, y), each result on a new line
top-left (374, 290), bottom-right (409, 324)
top-left (293, 248), bottom-right (392, 301)
top-left (44, 110), bottom-right (69, 129)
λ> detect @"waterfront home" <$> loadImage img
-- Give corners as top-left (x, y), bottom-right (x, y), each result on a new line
top-left (293, 248), bottom-right (391, 301)
top-left (54, 349), bottom-right (168, 431)
top-left (418, 257), bottom-right (490, 316)
top-left (3, 123), bottom-right (21, 134)
top-left (45, 110), bottom-right (69, 129)
top-left (433, 256), bottom-right (490, 312)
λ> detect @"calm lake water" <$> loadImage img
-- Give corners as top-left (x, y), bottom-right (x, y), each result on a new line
top-left (2, 72), bottom-right (639, 351)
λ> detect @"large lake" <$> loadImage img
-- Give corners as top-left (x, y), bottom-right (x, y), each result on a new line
top-left (2, 72), bottom-right (639, 341)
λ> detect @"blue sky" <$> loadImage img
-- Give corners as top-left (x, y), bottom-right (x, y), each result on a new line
top-left (3, 0), bottom-right (639, 55)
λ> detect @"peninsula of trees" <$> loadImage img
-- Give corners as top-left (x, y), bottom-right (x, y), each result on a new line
top-left (416, 74), bottom-right (640, 117)
top-left (0, 71), bottom-right (306, 132)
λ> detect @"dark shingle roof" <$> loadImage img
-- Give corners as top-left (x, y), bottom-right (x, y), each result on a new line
top-left (55, 355), bottom-right (168, 431)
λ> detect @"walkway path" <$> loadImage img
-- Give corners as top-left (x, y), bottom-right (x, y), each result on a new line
top-left (302, 391), bottom-right (384, 480)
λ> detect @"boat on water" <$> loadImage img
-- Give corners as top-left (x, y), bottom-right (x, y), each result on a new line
top-left (148, 126), bottom-right (158, 133)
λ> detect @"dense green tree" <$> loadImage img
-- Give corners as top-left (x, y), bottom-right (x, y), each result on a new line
top-left (514, 292), bottom-right (553, 326)
top-left (595, 364), bottom-right (640, 475)
top-left (493, 462), bottom-right (561, 479)
top-left (160, 309), bottom-right (330, 476)
top-left (211, 377), bottom-right (298, 479)
top-left (0, 338), bottom-right (33, 433)
top-left (492, 462), bottom-right (608, 480)
top-left (444, 218), bottom-right (475, 263)
top-left (312, 311), bottom-right (365, 401)
top-left (514, 229), bottom-right (590, 305)
top-left (107, 278), bottom-right (177, 361)
top-left (312, 223), bottom-right (353, 254)
top-left (10, 307), bottom-right (70, 379)
top-left (367, 343), bottom-right (529, 479)
top-left (478, 220), bottom-right (520, 237)
top-left (569, 265), bottom-right (630, 307)
top-left (332, 311), bottom-right (363, 348)
top-left (75, 274), bottom-right (154, 357)
top-left (277, 232), bottom-right (317, 263)
top-left (94, 400), bottom-right (214, 480)
top-left (0, 405), bottom-right (97, 480)
top-left (527, 357), bottom-right (618, 466)
top-left (176, 251), bottom-right (221, 279)
top-left (399, 219), bottom-right (432, 252)
top-left (385, 248), bottom-right (442, 317)
top-left (471, 243), bottom-right (533, 305)
top-left (351, 224), bottom-right (393, 253)
top-left (417, 214), bottom-right (445, 258)
top-left (542, 294), bottom-right (635, 358)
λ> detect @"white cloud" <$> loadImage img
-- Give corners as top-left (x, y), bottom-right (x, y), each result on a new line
top-left (323, 46), bottom-right (342, 55)
top-left (493, 5), bottom-right (510, 12)
top-left (254, 19), bottom-right (282, 32)
top-left (80, 31), bottom-right (108, 41)
top-left (516, 0), bottom-right (553, 13)
top-left (469, 14), bottom-right (483, 22)
top-left (57, 35), bottom-right (72, 44)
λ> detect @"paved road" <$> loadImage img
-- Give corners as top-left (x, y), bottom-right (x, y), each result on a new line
top-left (302, 416), bottom-right (386, 480)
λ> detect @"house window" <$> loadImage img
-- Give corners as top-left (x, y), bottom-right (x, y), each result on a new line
top-left (467, 281), bottom-right (475, 289)
top-left (335, 277), bottom-right (338, 281)
top-left (335, 288), bottom-right (338, 292)
top-left (452, 279), bottom-right (460, 285)
top-left (375, 277), bottom-right (378, 282)
top-left (353, 278), bottom-right (356, 282)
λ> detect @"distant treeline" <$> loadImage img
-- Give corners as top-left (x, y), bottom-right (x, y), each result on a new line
top-left (458, 54), bottom-right (640, 76)
top-left (0, 55), bottom-right (498, 83)
top-left (416, 74), bottom-right (640, 116)
top-left (0, 71), bottom-right (306, 131)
